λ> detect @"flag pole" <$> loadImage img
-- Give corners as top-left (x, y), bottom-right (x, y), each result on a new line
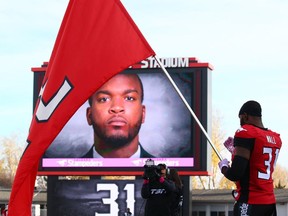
top-left (154, 55), bottom-right (223, 161)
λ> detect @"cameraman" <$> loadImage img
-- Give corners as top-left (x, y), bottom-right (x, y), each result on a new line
top-left (141, 163), bottom-right (176, 216)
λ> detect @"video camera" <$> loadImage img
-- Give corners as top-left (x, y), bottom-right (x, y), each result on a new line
top-left (143, 159), bottom-right (164, 181)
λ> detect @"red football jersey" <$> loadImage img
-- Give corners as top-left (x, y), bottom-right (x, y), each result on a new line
top-left (232, 124), bottom-right (282, 204)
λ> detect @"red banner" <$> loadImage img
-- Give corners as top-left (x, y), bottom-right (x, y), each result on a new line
top-left (8, 0), bottom-right (154, 215)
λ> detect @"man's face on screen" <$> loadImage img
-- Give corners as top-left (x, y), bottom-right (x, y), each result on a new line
top-left (87, 74), bottom-right (145, 148)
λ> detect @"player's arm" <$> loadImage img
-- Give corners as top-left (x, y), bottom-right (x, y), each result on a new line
top-left (219, 137), bottom-right (254, 181)
top-left (221, 146), bottom-right (250, 181)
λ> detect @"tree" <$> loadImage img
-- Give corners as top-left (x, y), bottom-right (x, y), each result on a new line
top-left (191, 111), bottom-right (230, 189)
top-left (218, 176), bottom-right (236, 189)
top-left (0, 135), bottom-right (24, 188)
top-left (273, 164), bottom-right (288, 189)
top-left (191, 176), bottom-right (208, 189)
top-left (210, 111), bottom-right (226, 188)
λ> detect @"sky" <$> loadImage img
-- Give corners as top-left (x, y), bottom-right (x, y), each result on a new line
top-left (0, 0), bottom-right (288, 169)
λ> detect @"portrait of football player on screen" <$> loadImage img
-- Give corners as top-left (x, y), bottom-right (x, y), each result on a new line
top-left (84, 73), bottom-right (153, 158)
top-left (44, 72), bottom-right (192, 159)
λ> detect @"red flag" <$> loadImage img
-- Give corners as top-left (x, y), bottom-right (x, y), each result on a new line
top-left (8, 0), bottom-right (155, 215)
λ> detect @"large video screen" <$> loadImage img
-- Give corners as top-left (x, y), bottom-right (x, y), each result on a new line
top-left (34, 57), bottom-right (212, 175)
top-left (47, 176), bottom-right (190, 216)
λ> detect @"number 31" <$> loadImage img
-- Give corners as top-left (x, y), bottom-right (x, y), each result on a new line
top-left (258, 147), bottom-right (280, 180)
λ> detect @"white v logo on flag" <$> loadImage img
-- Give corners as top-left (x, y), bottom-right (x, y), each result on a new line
top-left (36, 77), bottom-right (73, 122)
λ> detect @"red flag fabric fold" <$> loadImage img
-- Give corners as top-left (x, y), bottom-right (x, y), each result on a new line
top-left (8, 0), bottom-right (155, 215)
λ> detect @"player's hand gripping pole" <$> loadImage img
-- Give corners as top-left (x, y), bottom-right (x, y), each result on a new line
top-left (154, 55), bottom-right (223, 161)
